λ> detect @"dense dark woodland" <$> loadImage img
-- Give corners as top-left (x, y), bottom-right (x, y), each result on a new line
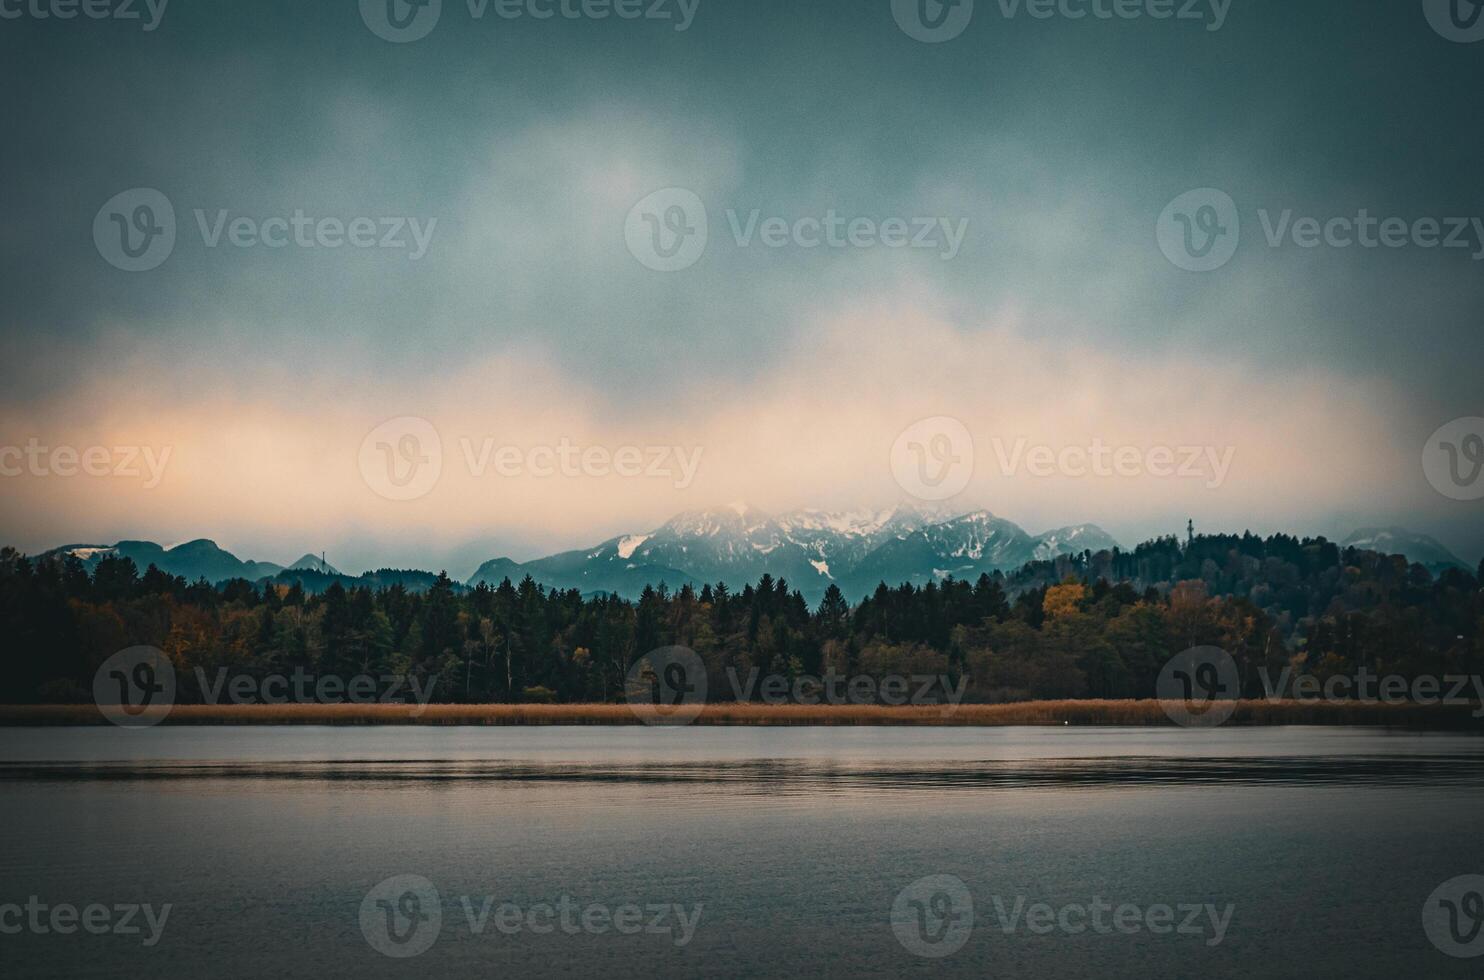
top-left (2, 533), bottom-right (1481, 705)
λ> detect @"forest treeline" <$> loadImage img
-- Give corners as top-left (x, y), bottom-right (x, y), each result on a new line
top-left (1, 533), bottom-right (1480, 705)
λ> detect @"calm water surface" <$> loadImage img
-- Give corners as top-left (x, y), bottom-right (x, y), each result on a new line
top-left (1, 726), bottom-right (1481, 978)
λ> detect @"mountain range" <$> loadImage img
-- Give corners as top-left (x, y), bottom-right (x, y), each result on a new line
top-left (42, 541), bottom-right (340, 584)
top-left (1339, 527), bottom-right (1471, 578)
top-left (36, 508), bottom-right (1472, 604)
top-left (461, 505), bottom-right (1123, 603)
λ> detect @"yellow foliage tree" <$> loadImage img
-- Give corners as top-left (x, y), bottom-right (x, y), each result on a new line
top-left (1043, 580), bottom-right (1087, 620)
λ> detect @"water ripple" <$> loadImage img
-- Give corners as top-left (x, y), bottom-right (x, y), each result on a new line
top-left (3, 754), bottom-right (1482, 789)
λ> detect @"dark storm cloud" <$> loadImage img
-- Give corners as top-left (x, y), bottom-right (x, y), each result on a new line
top-left (0, 0), bottom-right (1479, 566)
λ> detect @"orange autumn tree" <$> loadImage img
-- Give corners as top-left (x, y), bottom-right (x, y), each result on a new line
top-left (1042, 579), bottom-right (1087, 619)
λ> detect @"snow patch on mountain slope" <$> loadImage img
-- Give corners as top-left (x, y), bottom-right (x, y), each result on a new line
top-left (616, 534), bottom-right (649, 560)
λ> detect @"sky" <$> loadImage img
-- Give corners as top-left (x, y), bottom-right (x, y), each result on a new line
top-left (1, 0), bottom-right (1481, 576)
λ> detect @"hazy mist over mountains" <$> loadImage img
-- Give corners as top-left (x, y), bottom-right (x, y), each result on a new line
top-left (39, 506), bottom-right (1470, 604)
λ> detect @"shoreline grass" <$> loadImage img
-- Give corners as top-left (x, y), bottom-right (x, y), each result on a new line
top-left (2, 700), bottom-right (1481, 728)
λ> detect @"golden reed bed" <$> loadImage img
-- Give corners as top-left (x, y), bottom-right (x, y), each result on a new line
top-left (2, 700), bottom-right (1481, 727)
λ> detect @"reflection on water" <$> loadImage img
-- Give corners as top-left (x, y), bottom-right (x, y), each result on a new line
top-left (2, 726), bottom-right (1482, 980)
top-left (5, 722), bottom-right (1483, 761)
top-left (4, 725), bottom-right (1483, 790)
top-left (6, 754), bottom-right (1484, 790)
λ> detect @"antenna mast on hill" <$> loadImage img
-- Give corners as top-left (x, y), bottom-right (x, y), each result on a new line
top-left (1187, 519), bottom-right (1195, 548)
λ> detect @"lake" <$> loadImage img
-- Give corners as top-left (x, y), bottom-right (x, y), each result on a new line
top-left (2, 726), bottom-right (1482, 978)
